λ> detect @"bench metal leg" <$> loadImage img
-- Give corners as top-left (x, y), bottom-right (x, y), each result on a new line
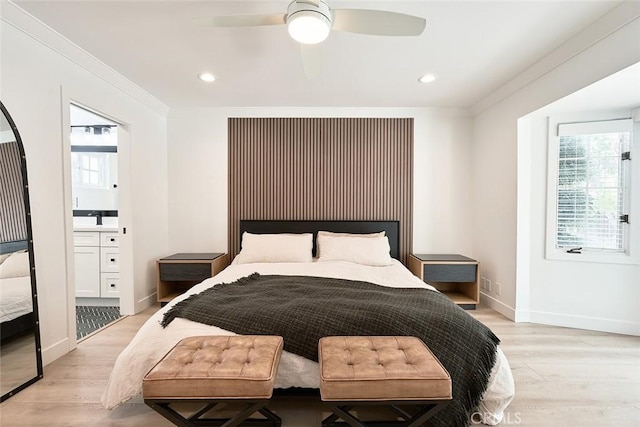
top-left (321, 400), bottom-right (450, 427)
top-left (328, 405), bottom-right (366, 427)
top-left (404, 401), bottom-right (448, 427)
top-left (389, 404), bottom-right (412, 420)
top-left (322, 406), bottom-right (353, 427)
top-left (147, 401), bottom-right (194, 427)
top-left (188, 403), bottom-right (219, 422)
top-left (145, 399), bottom-right (281, 427)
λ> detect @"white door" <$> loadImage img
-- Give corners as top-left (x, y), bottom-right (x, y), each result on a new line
top-left (116, 125), bottom-right (134, 315)
top-left (63, 96), bottom-right (134, 349)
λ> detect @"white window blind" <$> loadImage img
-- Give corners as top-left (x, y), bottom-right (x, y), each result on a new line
top-left (555, 119), bottom-right (631, 252)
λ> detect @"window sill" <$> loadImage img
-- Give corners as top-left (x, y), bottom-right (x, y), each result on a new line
top-left (545, 249), bottom-right (638, 265)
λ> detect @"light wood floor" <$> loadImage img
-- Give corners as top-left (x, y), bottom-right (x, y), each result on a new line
top-left (1, 305), bottom-right (638, 426)
top-left (0, 332), bottom-right (39, 397)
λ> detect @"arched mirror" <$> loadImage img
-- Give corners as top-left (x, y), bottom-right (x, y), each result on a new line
top-left (0, 101), bottom-right (43, 401)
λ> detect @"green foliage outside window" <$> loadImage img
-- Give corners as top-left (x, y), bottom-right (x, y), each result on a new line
top-left (556, 132), bottom-right (628, 251)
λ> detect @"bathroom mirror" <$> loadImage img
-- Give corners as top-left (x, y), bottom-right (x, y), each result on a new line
top-left (0, 101), bottom-right (43, 401)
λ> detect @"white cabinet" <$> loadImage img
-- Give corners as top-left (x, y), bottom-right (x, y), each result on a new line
top-left (100, 247), bottom-right (120, 273)
top-left (74, 231), bottom-right (100, 246)
top-left (101, 273), bottom-right (120, 298)
top-left (74, 246), bottom-right (100, 297)
top-left (74, 230), bottom-right (120, 299)
top-left (100, 232), bottom-right (119, 247)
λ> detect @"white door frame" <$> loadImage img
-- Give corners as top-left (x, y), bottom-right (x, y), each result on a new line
top-left (60, 87), bottom-right (135, 352)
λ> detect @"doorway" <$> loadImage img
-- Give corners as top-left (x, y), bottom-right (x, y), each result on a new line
top-left (69, 104), bottom-right (122, 341)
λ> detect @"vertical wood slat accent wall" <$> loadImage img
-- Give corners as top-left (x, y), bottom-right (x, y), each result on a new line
top-left (228, 118), bottom-right (413, 264)
top-left (0, 141), bottom-right (27, 242)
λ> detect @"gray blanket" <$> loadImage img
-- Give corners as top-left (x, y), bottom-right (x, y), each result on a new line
top-left (162, 273), bottom-right (500, 427)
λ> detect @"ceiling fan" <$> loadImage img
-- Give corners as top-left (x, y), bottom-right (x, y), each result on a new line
top-left (203, 0), bottom-right (426, 78)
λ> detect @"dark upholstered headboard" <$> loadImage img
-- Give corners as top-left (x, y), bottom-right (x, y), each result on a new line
top-left (239, 220), bottom-right (400, 260)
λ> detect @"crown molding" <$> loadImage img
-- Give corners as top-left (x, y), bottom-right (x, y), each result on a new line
top-left (1, 1), bottom-right (170, 116)
top-left (471, 1), bottom-right (640, 116)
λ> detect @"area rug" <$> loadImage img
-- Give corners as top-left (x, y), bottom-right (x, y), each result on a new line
top-left (76, 306), bottom-right (122, 340)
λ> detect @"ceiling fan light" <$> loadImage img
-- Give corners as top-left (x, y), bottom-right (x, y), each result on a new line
top-left (287, 11), bottom-right (331, 44)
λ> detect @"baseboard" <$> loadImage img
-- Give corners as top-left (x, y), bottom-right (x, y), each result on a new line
top-left (42, 337), bottom-right (70, 366)
top-left (75, 297), bottom-right (120, 307)
top-left (480, 292), bottom-right (516, 321)
top-left (528, 310), bottom-right (640, 336)
top-left (135, 292), bottom-right (157, 313)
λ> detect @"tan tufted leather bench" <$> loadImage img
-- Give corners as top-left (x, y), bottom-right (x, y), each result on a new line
top-left (319, 336), bottom-right (451, 427)
top-left (143, 335), bottom-right (283, 427)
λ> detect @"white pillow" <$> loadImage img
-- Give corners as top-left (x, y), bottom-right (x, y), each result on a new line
top-left (0, 251), bottom-right (31, 279)
top-left (316, 230), bottom-right (386, 257)
top-left (317, 234), bottom-right (393, 266)
top-left (234, 232), bottom-right (313, 264)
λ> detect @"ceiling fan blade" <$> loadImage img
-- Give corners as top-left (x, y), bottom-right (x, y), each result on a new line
top-left (300, 43), bottom-right (323, 79)
top-left (200, 13), bottom-right (286, 27)
top-left (331, 9), bottom-right (426, 36)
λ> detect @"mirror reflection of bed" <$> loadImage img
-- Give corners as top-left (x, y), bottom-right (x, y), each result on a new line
top-left (0, 101), bottom-right (42, 401)
top-left (0, 241), bottom-right (36, 394)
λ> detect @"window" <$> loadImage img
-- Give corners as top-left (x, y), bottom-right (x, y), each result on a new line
top-left (71, 152), bottom-right (109, 188)
top-left (547, 117), bottom-right (635, 263)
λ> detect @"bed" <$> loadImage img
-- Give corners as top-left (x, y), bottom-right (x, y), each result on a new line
top-left (0, 240), bottom-right (34, 342)
top-left (102, 221), bottom-right (514, 425)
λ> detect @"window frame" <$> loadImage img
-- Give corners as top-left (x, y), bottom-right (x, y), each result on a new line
top-left (71, 151), bottom-right (110, 190)
top-left (545, 111), bottom-right (638, 265)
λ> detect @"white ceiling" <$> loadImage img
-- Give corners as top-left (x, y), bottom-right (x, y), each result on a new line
top-left (532, 62), bottom-right (640, 116)
top-left (15, 0), bottom-right (623, 108)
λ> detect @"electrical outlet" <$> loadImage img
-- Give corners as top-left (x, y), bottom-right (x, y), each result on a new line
top-left (486, 279), bottom-right (492, 292)
top-left (495, 282), bottom-right (502, 296)
top-left (480, 277), bottom-right (487, 290)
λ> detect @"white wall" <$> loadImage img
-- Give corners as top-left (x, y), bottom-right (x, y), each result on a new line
top-left (523, 103), bottom-right (640, 335)
top-left (1, 5), bottom-right (169, 363)
top-left (167, 108), bottom-right (472, 257)
top-left (470, 2), bottom-right (640, 331)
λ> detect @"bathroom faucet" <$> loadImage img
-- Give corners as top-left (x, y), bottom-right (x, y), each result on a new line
top-left (88, 211), bottom-right (103, 225)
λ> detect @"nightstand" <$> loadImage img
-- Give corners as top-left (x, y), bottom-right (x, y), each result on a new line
top-left (407, 254), bottom-right (479, 310)
top-left (157, 253), bottom-right (229, 305)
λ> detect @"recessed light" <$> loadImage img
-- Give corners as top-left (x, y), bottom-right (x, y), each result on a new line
top-left (418, 73), bottom-right (438, 84)
top-left (198, 73), bottom-right (216, 82)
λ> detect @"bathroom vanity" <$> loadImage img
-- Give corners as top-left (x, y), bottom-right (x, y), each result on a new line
top-left (74, 226), bottom-right (119, 305)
